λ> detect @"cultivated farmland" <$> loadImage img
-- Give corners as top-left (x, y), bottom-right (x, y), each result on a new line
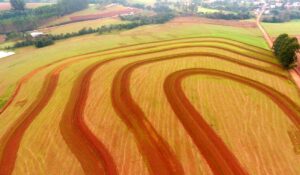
top-left (0, 34), bottom-right (300, 175)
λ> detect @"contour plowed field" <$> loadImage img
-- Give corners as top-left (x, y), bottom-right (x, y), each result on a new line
top-left (0, 37), bottom-right (299, 175)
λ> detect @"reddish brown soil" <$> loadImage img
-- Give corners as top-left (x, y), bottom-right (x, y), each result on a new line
top-left (0, 35), bottom-right (5, 43)
top-left (70, 8), bottom-right (140, 22)
top-left (60, 60), bottom-right (118, 175)
top-left (170, 17), bottom-right (257, 28)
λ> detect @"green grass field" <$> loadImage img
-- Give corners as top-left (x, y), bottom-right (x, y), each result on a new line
top-left (197, 6), bottom-right (234, 14)
top-left (262, 20), bottom-right (300, 37)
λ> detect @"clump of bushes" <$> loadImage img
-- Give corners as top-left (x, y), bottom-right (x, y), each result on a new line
top-left (199, 11), bottom-right (252, 20)
top-left (34, 37), bottom-right (54, 48)
top-left (273, 33), bottom-right (300, 69)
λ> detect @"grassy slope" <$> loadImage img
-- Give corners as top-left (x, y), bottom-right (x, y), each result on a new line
top-left (262, 20), bottom-right (300, 37)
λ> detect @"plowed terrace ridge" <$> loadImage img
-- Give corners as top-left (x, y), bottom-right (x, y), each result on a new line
top-left (0, 38), bottom-right (284, 175)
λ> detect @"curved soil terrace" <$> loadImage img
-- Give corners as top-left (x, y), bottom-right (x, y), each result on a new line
top-left (0, 37), bottom-right (299, 174)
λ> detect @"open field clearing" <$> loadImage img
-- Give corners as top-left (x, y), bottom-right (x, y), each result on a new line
top-left (262, 20), bottom-right (300, 37)
top-left (197, 6), bottom-right (234, 14)
top-left (45, 4), bottom-right (137, 27)
top-left (170, 17), bottom-right (257, 29)
top-left (0, 29), bottom-right (299, 175)
top-left (0, 3), bottom-right (52, 11)
top-left (39, 18), bottom-right (125, 35)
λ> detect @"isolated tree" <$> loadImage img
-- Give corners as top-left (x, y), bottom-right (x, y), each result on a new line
top-left (10, 0), bottom-right (25, 11)
top-left (273, 33), bottom-right (289, 56)
top-left (273, 34), bottom-right (300, 69)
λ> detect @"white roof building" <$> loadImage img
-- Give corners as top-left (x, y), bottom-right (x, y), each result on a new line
top-left (30, 31), bottom-right (44, 38)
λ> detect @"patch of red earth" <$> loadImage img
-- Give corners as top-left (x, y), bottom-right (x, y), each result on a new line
top-left (0, 35), bottom-right (5, 43)
top-left (0, 3), bottom-right (51, 11)
top-left (170, 16), bottom-right (257, 28)
top-left (70, 8), bottom-right (140, 22)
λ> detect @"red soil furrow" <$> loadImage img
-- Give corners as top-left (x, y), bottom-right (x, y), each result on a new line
top-left (164, 69), bottom-right (300, 174)
top-left (112, 64), bottom-right (185, 175)
top-left (0, 58), bottom-right (116, 175)
top-left (59, 59), bottom-right (122, 175)
top-left (0, 38), bottom-right (274, 116)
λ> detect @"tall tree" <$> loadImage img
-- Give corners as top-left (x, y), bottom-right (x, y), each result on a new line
top-left (10, 0), bottom-right (25, 11)
top-left (273, 34), bottom-right (300, 69)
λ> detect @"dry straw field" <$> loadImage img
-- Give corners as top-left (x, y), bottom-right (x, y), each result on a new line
top-left (0, 37), bottom-right (300, 175)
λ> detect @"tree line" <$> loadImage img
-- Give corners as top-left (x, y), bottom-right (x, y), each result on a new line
top-left (199, 11), bottom-right (252, 20)
top-left (6, 13), bottom-right (175, 49)
top-left (273, 34), bottom-right (300, 69)
top-left (263, 10), bottom-right (300, 23)
top-left (0, 0), bottom-right (89, 33)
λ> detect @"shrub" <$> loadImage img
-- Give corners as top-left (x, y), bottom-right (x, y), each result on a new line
top-left (34, 37), bottom-right (54, 48)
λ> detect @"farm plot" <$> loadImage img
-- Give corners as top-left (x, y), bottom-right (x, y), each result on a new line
top-left (0, 37), bottom-right (299, 175)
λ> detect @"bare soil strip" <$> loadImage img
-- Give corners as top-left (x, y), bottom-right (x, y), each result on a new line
top-left (0, 39), bottom-right (278, 174)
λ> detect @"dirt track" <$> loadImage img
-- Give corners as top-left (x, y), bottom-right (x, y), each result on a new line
top-left (0, 38), bottom-right (296, 174)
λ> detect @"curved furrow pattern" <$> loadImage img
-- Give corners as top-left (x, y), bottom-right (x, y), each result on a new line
top-left (0, 38), bottom-right (275, 116)
top-left (0, 59), bottom-right (116, 175)
top-left (61, 44), bottom-right (277, 175)
top-left (163, 69), bottom-right (300, 174)
top-left (0, 39), bottom-right (280, 175)
top-left (165, 69), bottom-right (300, 130)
